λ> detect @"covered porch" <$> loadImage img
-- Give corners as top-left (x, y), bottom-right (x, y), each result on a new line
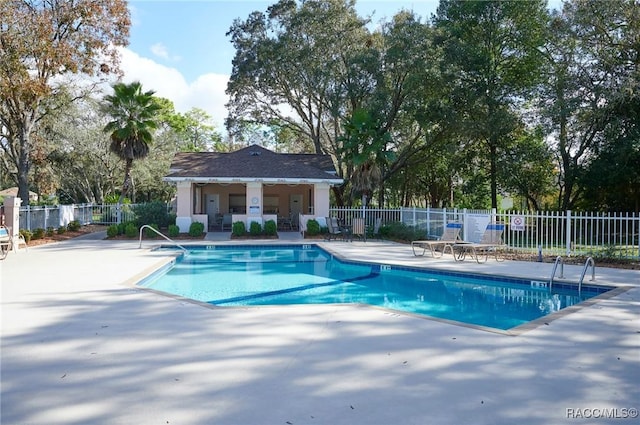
top-left (173, 179), bottom-right (334, 233)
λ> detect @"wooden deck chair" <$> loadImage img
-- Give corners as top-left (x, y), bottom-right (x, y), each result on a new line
top-left (351, 217), bottom-right (366, 241)
top-left (453, 223), bottom-right (506, 263)
top-left (411, 222), bottom-right (462, 257)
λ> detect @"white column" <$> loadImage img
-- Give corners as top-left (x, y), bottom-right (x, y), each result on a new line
top-left (4, 196), bottom-right (22, 252)
top-left (313, 183), bottom-right (330, 218)
top-left (175, 181), bottom-right (192, 232)
top-left (246, 182), bottom-right (263, 227)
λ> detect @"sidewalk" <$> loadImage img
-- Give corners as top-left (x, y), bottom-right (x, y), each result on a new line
top-left (1, 236), bottom-right (639, 425)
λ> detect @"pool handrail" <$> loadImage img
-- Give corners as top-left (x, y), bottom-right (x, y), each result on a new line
top-left (138, 225), bottom-right (189, 253)
top-left (578, 257), bottom-right (595, 293)
top-left (549, 256), bottom-right (564, 290)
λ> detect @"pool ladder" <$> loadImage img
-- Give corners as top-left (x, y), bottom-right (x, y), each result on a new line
top-left (579, 257), bottom-right (595, 293)
top-left (549, 256), bottom-right (595, 293)
top-left (138, 225), bottom-right (189, 254)
top-left (549, 256), bottom-right (564, 290)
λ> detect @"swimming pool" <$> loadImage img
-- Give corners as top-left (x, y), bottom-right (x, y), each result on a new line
top-left (138, 245), bottom-right (612, 331)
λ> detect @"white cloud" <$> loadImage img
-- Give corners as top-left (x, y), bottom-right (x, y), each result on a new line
top-left (117, 47), bottom-right (229, 130)
top-left (150, 42), bottom-right (170, 60)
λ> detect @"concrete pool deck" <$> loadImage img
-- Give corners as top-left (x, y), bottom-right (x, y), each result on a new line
top-left (1, 233), bottom-right (639, 424)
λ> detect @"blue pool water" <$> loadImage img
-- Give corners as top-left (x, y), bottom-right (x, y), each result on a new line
top-left (138, 245), bottom-right (609, 331)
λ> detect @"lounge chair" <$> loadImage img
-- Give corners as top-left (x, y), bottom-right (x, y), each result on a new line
top-left (411, 222), bottom-right (462, 257)
top-left (453, 223), bottom-right (505, 263)
top-left (324, 217), bottom-right (344, 241)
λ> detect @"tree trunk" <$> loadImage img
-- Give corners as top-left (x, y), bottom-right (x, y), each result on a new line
top-left (118, 158), bottom-right (133, 205)
top-left (490, 140), bottom-right (498, 209)
top-left (17, 126), bottom-right (31, 206)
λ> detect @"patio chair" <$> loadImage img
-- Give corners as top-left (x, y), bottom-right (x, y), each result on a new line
top-left (0, 226), bottom-right (10, 260)
top-left (370, 217), bottom-right (382, 240)
top-left (452, 223), bottom-right (506, 263)
top-left (411, 222), bottom-right (462, 257)
top-left (221, 214), bottom-right (233, 231)
top-left (324, 217), bottom-right (343, 241)
top-left (0, 226), bottom-right (25, 259)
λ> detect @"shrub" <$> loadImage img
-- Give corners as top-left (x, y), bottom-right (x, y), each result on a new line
top-left (305, 219), bottom-right (320, 236)
top-left (67, 220), bottom-right (81, 232)
top-left (124, 222), bottom-right (138, 238)
top-left (232, 221), bottom-right (246, 236)
top-left (57, 226), bottom-right (66, 235)
top-left (383, 222), bottom-right (421, 242)
top-left (20, 229), bottom-right (32, 243)
top-left (45, 227), bottom-right (55, 237)
top-left (134, 201), bottom-right (171, 228)
top-left (168, 224), bottom-right (180, 238)
top-left (264, 219), bottom-right (277, 236)
top-left (188, 221), bottom-right (205, 237)
top-left (107, 225), bottom-right (119, 238)
top-left (145, 224), bottom-right (159, 238)
top-left (249, 221), bottom-right (262, 236)
top-left (32, 228), bottom-right (45, 239)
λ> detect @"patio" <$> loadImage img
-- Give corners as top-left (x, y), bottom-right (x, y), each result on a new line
top-left (1, 234), bottom-right (639, 424)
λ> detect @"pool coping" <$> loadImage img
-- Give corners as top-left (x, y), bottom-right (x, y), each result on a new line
top-left (134, 242), bottom-right (633, 336)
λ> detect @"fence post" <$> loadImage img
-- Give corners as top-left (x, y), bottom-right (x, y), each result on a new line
top-left (462, 208), bottom-right (468, 241)
top-left (566, 209), bottom-right (572, 256)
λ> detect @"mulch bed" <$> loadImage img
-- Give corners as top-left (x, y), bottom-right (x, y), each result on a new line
top-left (23, 224), bottom-right (108, 247)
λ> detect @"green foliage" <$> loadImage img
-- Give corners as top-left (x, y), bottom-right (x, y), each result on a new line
top-left (249, 221), bottom-right (262, 236)
top-left (232, 221), bottom-right (246, 236)
top-left (45, 227), bottom-right (55, 237)
top-left (168, 224), bottom-right (180, 237)
top-left (32, 228), bottom-right (45, 239)
top-left (67, 220), bottom-right (81, 231)
top-left (104, 194), bottom-right (130, 204)
top-left (383, 222), bottom-right (423, 242)
top-left (19, 229), bottom-right (32, 243)
top-left (305, 219), bottom-right (321, 236)
top-left (188, 221), bottom-right (205, 237)
top-left (144, 224), bottom-right (159, 238)
top-left (124, 223), bottom-right (138, 238)
top-left (57, 226), bottom-right (66, 235)
top-left (264, 219), bottom-right (277, 236)
top-left (107, 225), bottom-right (119, 238)
top-left (133, 201), bottom-right (171, 228)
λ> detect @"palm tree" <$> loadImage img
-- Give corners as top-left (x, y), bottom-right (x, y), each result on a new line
top-left (103, 81), bottom-right (161, 206)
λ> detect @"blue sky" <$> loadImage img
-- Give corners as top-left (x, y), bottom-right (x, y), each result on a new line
top-left (119, 0), bottom-right (562, 130)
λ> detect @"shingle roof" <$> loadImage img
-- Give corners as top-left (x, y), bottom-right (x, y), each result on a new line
top-left (164, 144), bottom-right (342, 183)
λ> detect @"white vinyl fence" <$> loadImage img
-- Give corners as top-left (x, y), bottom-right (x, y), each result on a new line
top-left (15, 203), bottom-right (639, 259)
top-left (330, 207), bottom-right (639, 259)
top-left (19, 203), bottom-right (141, 230)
